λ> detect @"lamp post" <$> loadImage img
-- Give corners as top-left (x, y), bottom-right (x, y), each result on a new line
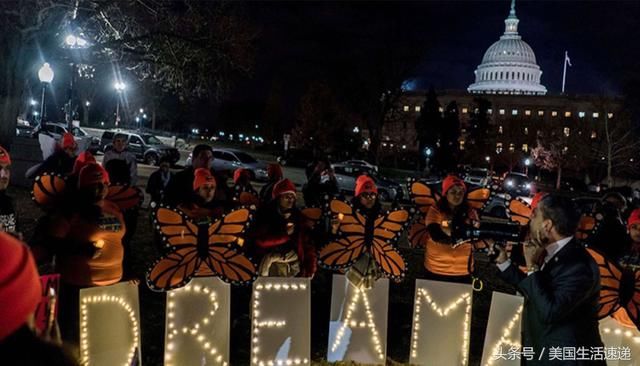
top-left (114, 81), bottom-right (126, 127)
top-left (38, 63), bottom-right (54, 127)
top-left (424, 147), bottom-right (433, 176)
top-left (64, 32), bottom-right (89, 129)
top-left (524, 158), bottom-right (531, 176)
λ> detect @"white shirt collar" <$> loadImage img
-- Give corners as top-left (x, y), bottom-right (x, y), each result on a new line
top-left (543, 236), bottom-right (573, 264)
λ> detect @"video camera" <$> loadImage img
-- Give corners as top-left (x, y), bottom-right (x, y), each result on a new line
top-left (451, 220), bottom-right (525, 243)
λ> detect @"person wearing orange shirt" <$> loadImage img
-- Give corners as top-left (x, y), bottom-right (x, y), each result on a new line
top-left (424, 175), bottom-right (480, 283)
top-left (30, 163), bottom-right (126, 348)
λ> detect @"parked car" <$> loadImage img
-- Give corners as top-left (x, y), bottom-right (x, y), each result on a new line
top-left (502, 172), bottom-right (533, 196)
top-left (186, 148), bottom-right (268, 181)
top-left (339, 160), bottom-right (379, 173)
top-left (212, 149), bottom-right (268, 181)
top-left (332, 163), bottom-right (403, 202)
top-left (101, 130), bottom-right (180, 166)
top-left (16, 124), bottom-right (34, 137)
top-left (464, 168), bottom-right (491, 187)
top-left (277, 149), bottom-right (315, 168)
top-left (32, 122), bottom-right (100, 154)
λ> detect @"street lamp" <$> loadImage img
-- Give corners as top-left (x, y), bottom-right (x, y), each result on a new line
top-left (424, 147), bottom-right (433, 175)
top-left (38, 62), bottom-right (54, 126)
top-left (524, 158), bottom-right (531, 176)
top-left (114, 81), bottom-right (126, 127)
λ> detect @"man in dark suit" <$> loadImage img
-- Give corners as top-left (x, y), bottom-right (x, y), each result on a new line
top-left (494, 194), bottom-right (605, 365)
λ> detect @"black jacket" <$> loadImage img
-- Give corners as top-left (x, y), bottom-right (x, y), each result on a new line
top-left (498, 239), bottom-right (605, 365)
top-left (26, 150), bottom-right (75, 179)
top-left (146, 170), bottom-right (172, 203)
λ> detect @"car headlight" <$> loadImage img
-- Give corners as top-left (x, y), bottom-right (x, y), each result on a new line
top-left (506, 180), bottom-right (514, 187)
top-left (525, 183), bottom-right (532, 190)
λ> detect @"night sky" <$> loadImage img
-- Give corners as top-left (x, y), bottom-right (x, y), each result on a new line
top-left (235, 0), bottom-right (640, 102)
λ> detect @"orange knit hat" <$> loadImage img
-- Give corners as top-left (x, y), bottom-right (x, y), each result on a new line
top-left (0, 146), bottom-right (10, 165)
top-left (355, 175), bottom-right (378, 197)
top-left (61, 132), bottom-right (77, 150)
top-left (193, 168), bottom-right (216, 191)
top-left (0, 233), bottom-right (41, 341)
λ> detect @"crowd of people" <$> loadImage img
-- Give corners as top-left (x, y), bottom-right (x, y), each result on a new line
top-left (2, 133), bottom-right (640, 364)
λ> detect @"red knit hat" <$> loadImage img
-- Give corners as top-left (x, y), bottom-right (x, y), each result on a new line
top-left (442, 175), bottom-right (466, 195)
top-left (193, 168), bottom-right (216, 191)
top-left (78, 163), bottom-right (110, 188)
top-left (267, 163), bottom-right (283, 180)
top-left (72, 151), bottom-right (97, 176)
top-left (530, 192), bottom-right (548, 211)
top-left (272, 178), bottom-right (296, 199)
top-left (0, 232), bottom-right (41, 341)
top-left (628, 208), bottom-right (640, 230)
top-left (0, 146), bottom-right (10, 165)
top-left (233, 168), bottom-right (251, 184)
top-left (61, 132), bottom-right (77, 150)
top-left (355, 175), bottom-right (378, 197)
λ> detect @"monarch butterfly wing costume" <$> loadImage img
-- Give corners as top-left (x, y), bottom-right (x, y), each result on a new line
top-left (147, 206), bottom-right (201, 291)
top-left (234, 186), bottom-right (260, 207)
top-left (199, 207), bottom-right (257, 285)
top-left (623, 270), bottom-right (640, 329)
top-left (576, 214), bottom-right (600, 242)
top-left (506, 197), bottom-right (533, 226)
top-left (318, 199), bottom-right (368, 270)
top-left (370, 209), bottom-right (411, 279)
top-left (301, 207), bottom-right (324, 229)
top-left (32, 173), bottom-right (67, 208)
top-left (585, 246), bottom-right (624, 319)
top-left (407, 180), bottom-right (440, 248)
top-left (466, 187), bottom-right (492, 211)
top-left (106, 185), bottom-right (144, 211)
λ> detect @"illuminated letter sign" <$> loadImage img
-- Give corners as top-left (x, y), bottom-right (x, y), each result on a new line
top-left (251, 277), bottom-right (311, 366)
top-left (164, 277), bottom-right (230, 366)
top-left (480, 291), bottom-right (524, 366)
top-left (79, 282), bottom-right (141, 366)
top-left (410, 279), bottom-right (472, 365)
top-left (326, 275), bottom-right (388, 364)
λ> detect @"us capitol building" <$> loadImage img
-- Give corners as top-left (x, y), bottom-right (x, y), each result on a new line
top-left (381, 0), bottom-right (619, 156)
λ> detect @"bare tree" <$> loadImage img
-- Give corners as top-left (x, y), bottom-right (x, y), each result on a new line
top-left (0, 0), bottom-right (256, 147)
top-left (592, 112), bottom-right (640, 186)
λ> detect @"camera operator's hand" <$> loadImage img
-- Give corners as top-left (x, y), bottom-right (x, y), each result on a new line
top-left (523, 240), bottom-right (546, 268)
top-left (489, 241), bottom-right (509, 264)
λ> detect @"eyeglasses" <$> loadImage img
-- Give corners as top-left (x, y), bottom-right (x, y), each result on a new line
top-left (361, 193), bottom-right (377, 200)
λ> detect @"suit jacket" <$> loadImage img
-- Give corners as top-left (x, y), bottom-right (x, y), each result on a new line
top-left (498, 239), bottom-right (605, 365)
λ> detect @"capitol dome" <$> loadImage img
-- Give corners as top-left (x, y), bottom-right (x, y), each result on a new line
top-left (468, 0), bottom-right (547, 95)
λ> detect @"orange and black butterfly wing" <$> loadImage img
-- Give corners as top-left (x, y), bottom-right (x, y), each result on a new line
top-left (199, 208), bottom-right (257, 285)
top-left (32, 173), bottom-right (67, 208)
top-left (576, 214), bottom-right (600, 242)
top-left (106, 185), bottom-right (143, 211)
top-left (408, 181), bottom-right (440, 215)
top-left (586, 246), bottom-right (623, 319)
top-left (146, 206), bottom-right (200, 291)
top-left (301, 207), bottom-right (323, 229)
top-left (319, 235), bottom-right (367, 270)
top-left (507, 197), bottom-right (533, 226)
top-left (147, 247), bottom-right (202, 291)
top-left (329, 198), bottom-right (368, 234)
top-left (370, 209), bottom-right (411, 278)
top-left (408, 215), bottom-right (429, 249)
top-left (234, 188), bottom-right (260, 207)
top-left (466, 187), bottom-right (492, 211)
top-left (319, 199), bottom-right (368, 269)
top-left (621, 270), bottom-right (640, 330)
